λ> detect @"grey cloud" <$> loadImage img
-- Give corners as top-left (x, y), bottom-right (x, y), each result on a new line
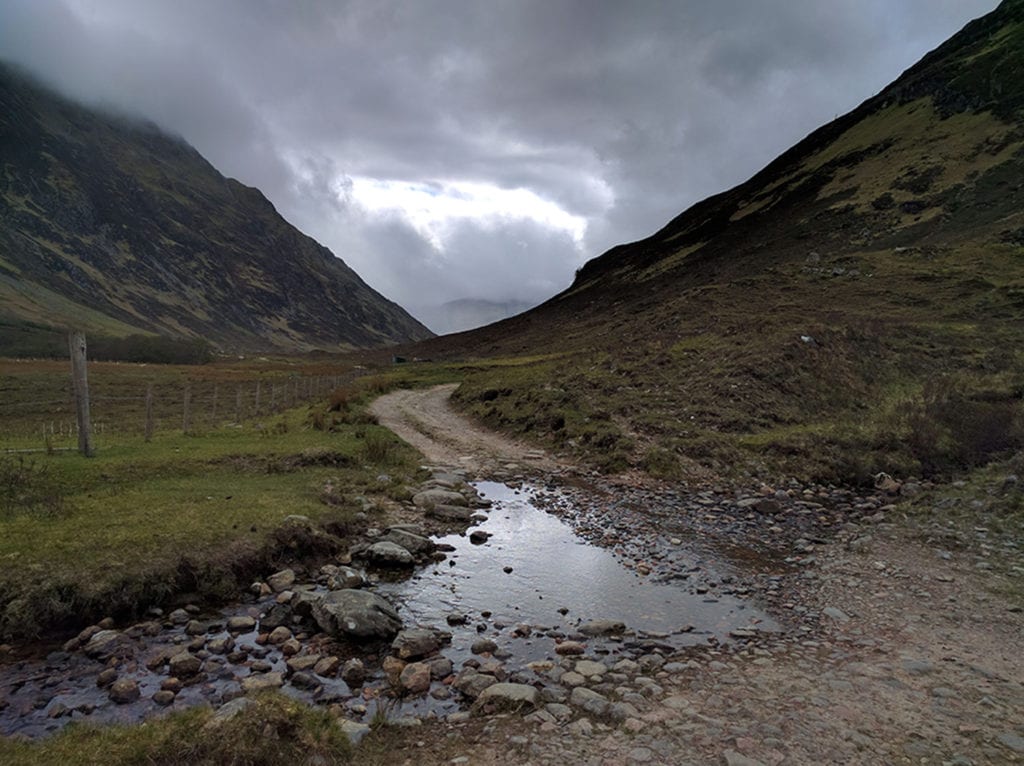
top-left (0, 0), bottom-right (1001, 332)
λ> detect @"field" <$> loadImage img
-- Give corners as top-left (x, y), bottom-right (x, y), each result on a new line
top-left (0, 354), bottom-right (450, 640)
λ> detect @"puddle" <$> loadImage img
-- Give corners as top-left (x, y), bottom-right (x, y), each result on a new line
top-left (0, 481), bottom-right (778, 737)
top-left (381, 481), bottom-right (774, 646)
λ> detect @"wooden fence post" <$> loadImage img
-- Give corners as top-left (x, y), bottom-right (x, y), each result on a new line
top-left (182, 384), bottom-right (192, 434)
top-left (254, 381), bottom-right (261, 416)
top-left (144, 384), bottom-right (154, 442)
top-left (68, 331), bottom-right (95, 457)
top-left (235, 386), bottom-right (243, 423)
top-left (211, 384), bottom-right (219, 423)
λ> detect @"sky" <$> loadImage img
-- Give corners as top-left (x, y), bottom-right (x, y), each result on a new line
top-left (0, 0), bottom-right (1001, 331)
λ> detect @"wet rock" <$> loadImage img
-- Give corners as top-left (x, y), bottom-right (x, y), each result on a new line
top-left (241, 672), bottom-right (284, 693)
top-left (314, 656), bottom-right (341, 677)
top-left (453, 669), bottom-right (498, 699)
top-left (168, 608), bottom-right (190, 625)
top-left (267, 569), bottom-right (296, 593)
top-left (286, 655), bottom-right (321, 674)
top-left (577, 620), bottom-right (626, 637)
top-left (290, 672), bottom-right (319, 690)
top-left (267, 626), bottom-right (292, 645)
top-left (474, 683), bottom-right (539, 712)
top-left (109, 678), bottom-right (140, 704)
top-left (384, 528), bottom-right (436, 556)
top-left (560, 671), bottom-right (586, 687)
top-left (208, 637), bottom-right (234, 655)
top-left (364, 541), bottom-right (415, 567)
top-left (426, 504), bottom-right (474, 522)
top-left (258, 604), bottom-right (293, 631)
top-left (169, 651), bottom-right (202, 678)
top-left (555, 641), bottom-right (586, 656)
top-left (153, 690), bottom-right (176, 707)
top-left (399, 662), bottom-right (432, 695)
top-left (161, 678), bottom-right (183, 693)
top-left (312, 589), bottom-right (403, 639)
top-left (327, 566), bottom-right (366, 590)
top-left (427, 656), bottom-right (454, 679)
top-left (83, 630), bottom-right (133, 661)
top-left (382, 656), bottom-right (407, 686)
top-left (392, 628), bottom-right (442, 660)
top-left (226, 615), bottom-right (256, 633)
top-left (469, 530), bottom-right (491, 544)
top-left (184, 620), bottom-right (207, 636)
top-left (446, 613), bottom-right (468, 626)
top-left (471, 638), bottom-right (498, 655)
top-left (96, 668), bottom-right (118, 688)
top-left (341, 658), bottom-right (366, 686)
top-left (281, 638), bottom-right (301, 656)
top-left (413, 489), bottom-right (467, 508)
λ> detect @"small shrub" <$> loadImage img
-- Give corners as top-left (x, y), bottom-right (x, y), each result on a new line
top-left (358, 431), bottom-right (402, 466)
top-left (0, 457), bottom-right (69, 520)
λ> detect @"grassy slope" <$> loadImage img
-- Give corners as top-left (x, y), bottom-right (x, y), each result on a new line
top-left (408, 1), bottom-right (1024, 486)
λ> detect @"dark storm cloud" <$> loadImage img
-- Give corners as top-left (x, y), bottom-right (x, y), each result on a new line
top-left (0, 0), bottom-right (1000, 329)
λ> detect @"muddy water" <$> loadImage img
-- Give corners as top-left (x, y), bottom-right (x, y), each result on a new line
top-left (0, 481), bottom-right (777, 738)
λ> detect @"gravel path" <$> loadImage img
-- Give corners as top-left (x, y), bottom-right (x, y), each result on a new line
top-left (368, 386), bottom-right (1024, 766)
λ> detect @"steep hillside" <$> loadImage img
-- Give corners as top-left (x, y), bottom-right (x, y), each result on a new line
top-left (0, 64), bottom-right (432, 353)
top-left (424, 0), bottom-right (1024, 482)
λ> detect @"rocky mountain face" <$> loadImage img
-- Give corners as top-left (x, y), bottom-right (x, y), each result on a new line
top-left (0, 64), bottom-right (432, 353)
top-left (425, 0), bottom-right (1024, 481)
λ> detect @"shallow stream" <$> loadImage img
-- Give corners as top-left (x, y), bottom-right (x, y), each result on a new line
top-left (0, 481), bottom-right (777, 737)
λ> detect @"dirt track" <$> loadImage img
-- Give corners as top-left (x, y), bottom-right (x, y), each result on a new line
top-left (369, 383), bottom-right (561, 473)
top-left (369, 386), bottom-right (1024, 766)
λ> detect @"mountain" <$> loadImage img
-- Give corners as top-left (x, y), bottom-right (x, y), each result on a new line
top-left (0, 63), bottom-right (432, 353)
top-left (426, 0), bottom-right (1024, 482)
top-left (416, 298), bottom-right (536, 335)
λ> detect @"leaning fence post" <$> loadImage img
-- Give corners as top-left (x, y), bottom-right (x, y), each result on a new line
top-left (68, 331), bottom-right (95, 457)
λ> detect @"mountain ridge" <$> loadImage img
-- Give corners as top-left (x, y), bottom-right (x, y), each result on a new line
top-left (417, 0), bottom-right (1024, 482)
top-left (0, 62), bottom-right (432, 353)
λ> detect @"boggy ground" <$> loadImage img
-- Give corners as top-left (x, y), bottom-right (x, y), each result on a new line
top-left (369, 385), bottom-right (1024, 766)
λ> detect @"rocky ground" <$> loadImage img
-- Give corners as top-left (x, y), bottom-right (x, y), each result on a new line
top-left (1, 385), bottom-right (1021, 765)
top-left (363, 385), bottom-right (1024, 766)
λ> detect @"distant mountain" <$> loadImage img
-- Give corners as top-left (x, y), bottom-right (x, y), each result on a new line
top-left (0, 63), bottom-right (432, 353)
top-left (422, 0), bottom-right (1024, 480)
top-left (417, 298), bottom-right (536, 335)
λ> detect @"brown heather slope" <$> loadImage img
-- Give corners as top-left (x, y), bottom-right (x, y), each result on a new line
top-left (410, 0), bottom-right (1024, 483)
top-left (0, 63), bottom-right (432, 353)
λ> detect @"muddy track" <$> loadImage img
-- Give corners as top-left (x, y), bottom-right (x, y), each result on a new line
top-left (369, 383), bottom-right (561, 474)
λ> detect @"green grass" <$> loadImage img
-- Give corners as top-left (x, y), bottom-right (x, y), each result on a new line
top-left (0, 693), bottom-right (353, 766)
top-left (0, 381), bottom-right (419, 638)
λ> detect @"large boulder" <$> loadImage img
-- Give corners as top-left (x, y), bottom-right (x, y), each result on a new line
top-left (383, 529), bottom-right (435, 556)
top-left (413, 489), bottom-right (467, 508)
top-left (312, 589), bottom-right (403, 640)
top-left (425, 504), bottom-right (474, 522)
top-left (83, 630), bottom-right (133, 661)
top-left (364, 541), bottom-right (415, 567)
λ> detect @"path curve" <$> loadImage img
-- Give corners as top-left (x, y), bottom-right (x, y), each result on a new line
top-left (368, 383), bottom-right (561, 473)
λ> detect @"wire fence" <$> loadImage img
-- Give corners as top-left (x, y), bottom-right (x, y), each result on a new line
top-left (0, 373), bottom-right (348, 452)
